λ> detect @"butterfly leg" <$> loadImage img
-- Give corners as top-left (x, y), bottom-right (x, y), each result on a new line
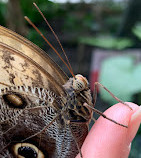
top-left (85, 103), bottom-right (128, 128)
top-left (93, 82), bottom-right (132, 110)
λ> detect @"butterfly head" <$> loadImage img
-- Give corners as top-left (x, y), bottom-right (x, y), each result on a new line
top-left (73, 74), bottom-right (89, 92)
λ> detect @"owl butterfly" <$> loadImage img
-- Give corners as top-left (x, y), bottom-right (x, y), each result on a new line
top-left (0, 3), bottom-right (131, 158)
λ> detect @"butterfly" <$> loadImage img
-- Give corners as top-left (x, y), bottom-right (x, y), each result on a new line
top-left (0, 3), bottom-right (131, 158)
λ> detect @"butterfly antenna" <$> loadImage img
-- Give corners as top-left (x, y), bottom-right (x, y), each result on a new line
top-left (33, 3), bottom-right (74, 77)
top-left (24, 16), bottom-right (75, 78)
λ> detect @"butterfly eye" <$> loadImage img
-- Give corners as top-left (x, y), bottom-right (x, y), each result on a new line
top-left (73, 74), bottom-right (88, 92)
top-left (12, 143), bottom-right (45, 158)
top-left (3, 93), bottom-right (27, 108)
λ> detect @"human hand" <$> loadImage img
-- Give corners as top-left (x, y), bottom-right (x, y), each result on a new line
top-left (76, 102), bottom-right (141, 158)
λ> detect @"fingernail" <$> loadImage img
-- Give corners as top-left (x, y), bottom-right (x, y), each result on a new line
top-left (131, 106), bottom-right (141, 123)
top-left (128, 143), bottom-right (131, 150)
top-left (128, 106), bottom-right (141, 143)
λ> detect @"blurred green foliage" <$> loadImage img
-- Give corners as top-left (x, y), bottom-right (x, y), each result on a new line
top-left (99, 55), bottom-right (141, 104)
top-left (98, 22), bottom-right (141, 105)
top-left (133, 23), bottom-right (141, 40)
top-left (20, 0), bottom-right (61, 23)
top-left (129, 135), bottom-right (141, 158)
top-left (0, 0), bottom-right (129, 48)
top-left (21, 0), bottom-right (64, 47)
top-left (79, 36), bottom-right (133, 50)
top-left (0, 1), bottom-right (6, 26)
top-left (27, 28), bottom-right (47, 48)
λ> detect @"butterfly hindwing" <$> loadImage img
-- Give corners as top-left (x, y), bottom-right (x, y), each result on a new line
top-left (0, 86), bottom-right (88, 158)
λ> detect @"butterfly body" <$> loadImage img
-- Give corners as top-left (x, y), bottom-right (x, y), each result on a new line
top-left (0, 26), bottom-right (93, 158)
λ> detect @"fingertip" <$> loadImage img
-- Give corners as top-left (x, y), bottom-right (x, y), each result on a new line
top-left (77, 102), bottom-right (140, 158)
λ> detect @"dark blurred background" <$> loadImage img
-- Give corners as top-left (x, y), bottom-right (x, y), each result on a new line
top-left (0, 0), bottom-right (141, 157)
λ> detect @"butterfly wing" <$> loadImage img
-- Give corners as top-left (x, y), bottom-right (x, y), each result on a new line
top-left (0, 86), bottom-right (88, 158)
top-left (0, 26), bottom-right (89, 158)
top-left (0, 86), bottom-right (65, 157)
top-left (0, 25), bottom-right (68, 96)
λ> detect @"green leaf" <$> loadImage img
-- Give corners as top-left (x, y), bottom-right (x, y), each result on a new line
top-left (133, 23), bottom-right (141, 40)
top-left (79, 36), bottom-right (133, 50)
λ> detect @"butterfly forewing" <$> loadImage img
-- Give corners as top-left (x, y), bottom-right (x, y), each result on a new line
top-left (0, 26), bottom-right (68, 87)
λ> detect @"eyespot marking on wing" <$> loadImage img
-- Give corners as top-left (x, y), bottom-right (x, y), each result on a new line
top-left (2, 92), bottom-right (27, 109)
top-left (12, 143), bottom-right (45, 158)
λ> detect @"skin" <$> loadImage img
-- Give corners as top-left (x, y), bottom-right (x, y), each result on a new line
top-left (76, 102), bottom-right (141, 158)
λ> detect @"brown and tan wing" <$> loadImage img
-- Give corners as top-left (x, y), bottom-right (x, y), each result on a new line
top-left (0, 86), bottom-right (81, 158)
top-left (0, 25), bottom-right (68, 96)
